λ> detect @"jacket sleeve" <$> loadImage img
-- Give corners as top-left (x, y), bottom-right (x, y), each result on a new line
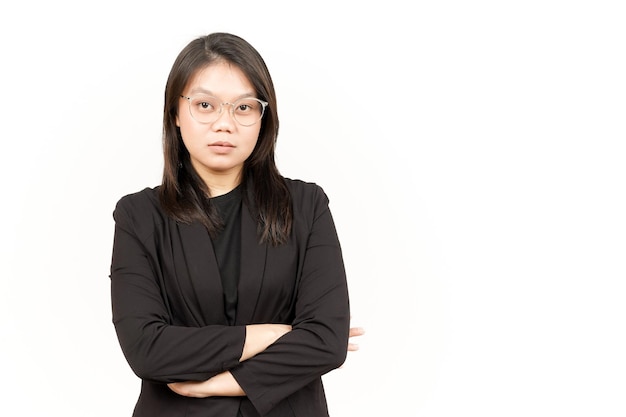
top-left (230, 184), bottom-right (351, 415)
top-left (109, 195), bottom-right (246, 384)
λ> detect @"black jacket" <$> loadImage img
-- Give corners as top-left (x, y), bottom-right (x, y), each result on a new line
top-left (110, 178), bottom-right (350, 416)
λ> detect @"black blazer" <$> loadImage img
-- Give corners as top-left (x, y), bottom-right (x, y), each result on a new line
top-left (110, 178), bottom-right (350, 417)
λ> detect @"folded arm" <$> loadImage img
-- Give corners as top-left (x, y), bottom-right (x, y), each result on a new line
top-left (168, 326), bottom-right (364, 397)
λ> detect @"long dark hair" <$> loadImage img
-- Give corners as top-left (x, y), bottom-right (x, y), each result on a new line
top-left (159, 32), bottom-right (292, 245)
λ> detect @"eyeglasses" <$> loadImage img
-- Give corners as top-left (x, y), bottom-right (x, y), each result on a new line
top-left (180, 94), bottom-right (268, 127)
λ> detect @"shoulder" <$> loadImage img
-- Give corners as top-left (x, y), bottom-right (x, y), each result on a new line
top-left (283, 177), bottom-right (330, 216)
top-left (284, 177), bottom-right (327, 199)
top-left (114, 186), bottom-right (160, 214)
top-left (112, 186), bottom-right (167, 235)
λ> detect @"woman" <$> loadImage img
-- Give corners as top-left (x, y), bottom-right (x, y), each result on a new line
top-left (109, 32), bottom-right (362, 417)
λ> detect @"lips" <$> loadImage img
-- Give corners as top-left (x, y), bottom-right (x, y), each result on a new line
top-left (209, 141), bottom-right (234, 147)
top-left (207, 141), bottom-right (236, 155)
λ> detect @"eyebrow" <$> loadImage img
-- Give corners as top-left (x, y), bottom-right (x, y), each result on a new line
top-left (188, 87), bottom-right (256, 101)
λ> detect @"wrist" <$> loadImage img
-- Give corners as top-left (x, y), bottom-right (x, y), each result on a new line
top-left (207, 371), bottom-right (245, 397)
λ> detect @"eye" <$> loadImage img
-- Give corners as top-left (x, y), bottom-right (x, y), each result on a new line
top-left (191, 96), bottom-right (218, 113)
top-left (234, 99), bottom-right (259, 114)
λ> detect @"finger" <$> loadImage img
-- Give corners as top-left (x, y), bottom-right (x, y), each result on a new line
top-left (347, 342), bottom-right (360, 352)
top-left (349, 327), bottom-right (365, 337)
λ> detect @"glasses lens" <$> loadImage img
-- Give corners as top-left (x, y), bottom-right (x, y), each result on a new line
top-left (189, 95), bottom-right (221, 123)
top-left (232, 98), bottom-right (266, 126)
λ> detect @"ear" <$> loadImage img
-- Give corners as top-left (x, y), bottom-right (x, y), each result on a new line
top-left (176, 114), bottom-right (180, 127)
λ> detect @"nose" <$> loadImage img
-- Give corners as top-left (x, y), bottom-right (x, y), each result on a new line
top-left (211, 103), bottom-right (236, 131)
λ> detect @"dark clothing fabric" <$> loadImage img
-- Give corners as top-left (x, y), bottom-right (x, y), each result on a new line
top-left (211, 186), bottom-right (242, 325)
top-left (109, 178), bottom-right (350, 417)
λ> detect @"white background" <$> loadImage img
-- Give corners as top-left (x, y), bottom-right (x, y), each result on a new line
top-left (1, 1), bottom-right (625, 416)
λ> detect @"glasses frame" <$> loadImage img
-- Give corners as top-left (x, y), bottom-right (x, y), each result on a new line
top-left (180, 94), bottom-right (268, 127)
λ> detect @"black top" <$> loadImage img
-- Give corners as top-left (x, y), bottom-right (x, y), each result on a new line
top-left (210, 186), bottom-right (242, 325)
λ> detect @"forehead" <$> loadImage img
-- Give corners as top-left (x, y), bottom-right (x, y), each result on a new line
top-left (185, 61), bottom-right (255, 97)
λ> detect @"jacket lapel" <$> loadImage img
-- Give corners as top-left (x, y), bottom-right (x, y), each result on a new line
top-left (176, 221), bottom-right (227, 325)
top-left (235, 196), bottom-right (267, 325)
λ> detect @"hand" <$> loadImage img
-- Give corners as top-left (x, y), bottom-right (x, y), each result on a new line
top-left (348, 326), bottom-right (365, 351)
top-left (168, 371), bottom-right (244, 398)
top-left (241, 323), bottom-right (292, 361)
top-left (168, 380), bottom-right (209, 398)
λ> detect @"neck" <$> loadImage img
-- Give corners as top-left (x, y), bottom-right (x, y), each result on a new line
top-left (202, 171), bottom-right (242, 197)
top-left (208, 181), bottom-right (240, 197)
top-left (190, 160), bottom-right (244, 197)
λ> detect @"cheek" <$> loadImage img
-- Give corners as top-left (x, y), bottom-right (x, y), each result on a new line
top-left (177, 114), bottom-right (200, 145)
top-left (177, 108), bottom-right (195, 131)
top-left (178, 128), bottom-right (197, 155)
top-left (244, 129), bottom-right (262, 153)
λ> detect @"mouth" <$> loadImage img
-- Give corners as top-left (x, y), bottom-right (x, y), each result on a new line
top-left (209, 141), bottom-right (235, 148)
